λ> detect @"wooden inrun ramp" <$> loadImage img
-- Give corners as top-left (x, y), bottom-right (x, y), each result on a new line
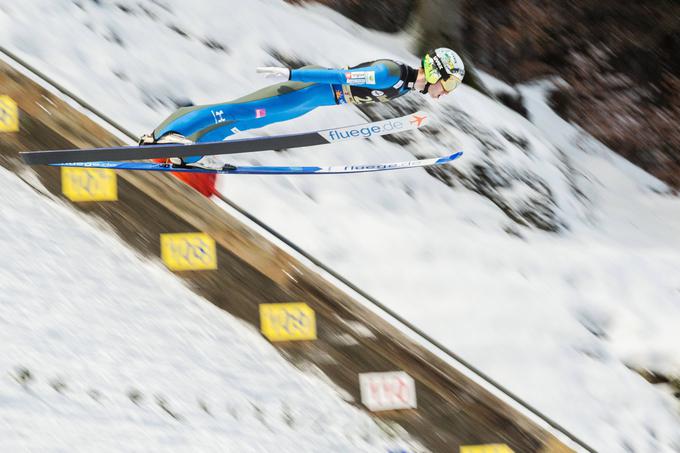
top-left (0, 56), bottom-right (585, 453)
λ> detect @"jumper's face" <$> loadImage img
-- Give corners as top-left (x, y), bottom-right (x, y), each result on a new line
top-left (427, 80), bottom-right (449, 99)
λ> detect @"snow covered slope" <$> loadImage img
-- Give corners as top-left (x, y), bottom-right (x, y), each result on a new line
top-left (0, 167), bottom-right (420, 452)
top-left (2, 0), bottom-right (680, 451)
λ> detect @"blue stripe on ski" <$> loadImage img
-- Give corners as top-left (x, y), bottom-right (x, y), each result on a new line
top-left (51, 152), bottom-right (463, 175)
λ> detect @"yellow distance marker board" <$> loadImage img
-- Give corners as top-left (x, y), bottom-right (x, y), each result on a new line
top-left (0, 96), bottom-right (19, 132)
top-left (160, 233), bottom-right (217, 271)
top-left (260, 302), bottom-right (317, 342)
top-left (61, 167), bottom-right (118, 202)
top-left (460, 445), bottom-right (514, 453)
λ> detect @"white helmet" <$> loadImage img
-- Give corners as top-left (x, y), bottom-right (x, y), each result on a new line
top-left (422, 47), bottom-right (465, 92)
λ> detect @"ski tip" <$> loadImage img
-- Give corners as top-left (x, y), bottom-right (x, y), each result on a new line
top-left (440, 151), bottom-right (463, 162)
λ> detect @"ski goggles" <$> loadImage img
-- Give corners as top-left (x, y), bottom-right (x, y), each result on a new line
top-left (440, 75), bottom-right (462, 92)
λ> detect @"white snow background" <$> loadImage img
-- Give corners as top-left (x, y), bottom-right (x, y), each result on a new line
top-left (1, 0), bottom-right (680, 451)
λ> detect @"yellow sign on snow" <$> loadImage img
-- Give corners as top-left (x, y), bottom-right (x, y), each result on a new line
top-left (460, 445), bottom-right (514, 453)
top-left (0, 96), bottom-right (19, 132)
top-left (160, 233), bottom-right (217, 271)
top-left (61, 167), bottom-right (117, 202)
top-left (260, 302), bottom-right (317, 342)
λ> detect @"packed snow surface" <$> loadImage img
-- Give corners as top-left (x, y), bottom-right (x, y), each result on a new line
top-left (0, 167), bottom-right (420, 452)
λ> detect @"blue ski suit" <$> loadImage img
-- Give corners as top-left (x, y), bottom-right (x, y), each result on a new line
top-left (152, 59), bottom-right (419, 163)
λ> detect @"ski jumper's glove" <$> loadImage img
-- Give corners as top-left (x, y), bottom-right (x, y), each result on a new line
top-left (256, 67), bottom-right (291, 79)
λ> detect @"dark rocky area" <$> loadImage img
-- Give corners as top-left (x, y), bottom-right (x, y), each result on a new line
top-left (463, 1), bottom-right (680, 189)
top-left (285, 0), bottom-right (417, 33)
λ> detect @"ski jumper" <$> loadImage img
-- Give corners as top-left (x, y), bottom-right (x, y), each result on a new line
top-left (152, 60), bottom-right (418, 163)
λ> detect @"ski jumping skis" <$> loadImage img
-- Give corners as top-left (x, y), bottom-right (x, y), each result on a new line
top-left (50, 152), bottom-right (463, 175)
top-left (21, 111), bottom-right (430, 165)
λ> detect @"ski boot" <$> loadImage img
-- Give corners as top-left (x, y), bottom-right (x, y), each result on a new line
top-left (138, 132), bottom-right (193, 146)
top-left (172, 159), bottom-right (237, 171)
